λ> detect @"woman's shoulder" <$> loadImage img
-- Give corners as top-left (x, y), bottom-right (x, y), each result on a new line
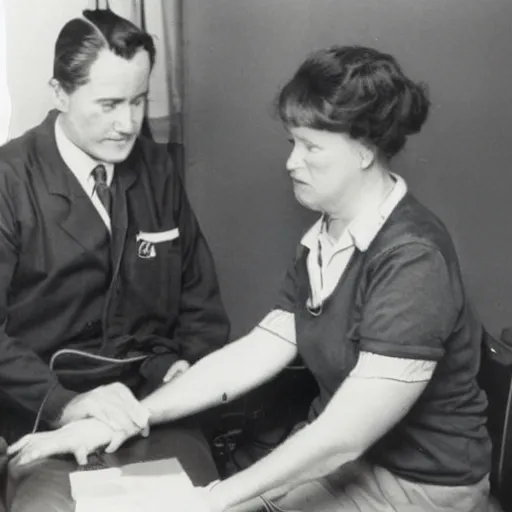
top-left (369, 193), bottom-right (459, 264)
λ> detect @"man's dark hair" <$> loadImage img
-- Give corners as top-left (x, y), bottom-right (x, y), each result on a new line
top-left (53, 9), bottom-right (156, 94)
top-left (276, 45), bottom-right (430, 159)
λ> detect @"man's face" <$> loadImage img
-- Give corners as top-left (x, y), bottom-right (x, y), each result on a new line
top-left (57, 48), bottom-right (151, 163)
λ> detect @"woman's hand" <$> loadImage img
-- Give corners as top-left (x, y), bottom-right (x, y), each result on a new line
top-left (191, 482), bottom-right (226, 512)
top-left (7, 418), bottom-right (113, 466)
top-left (193, 480), bottom-right (243, 512)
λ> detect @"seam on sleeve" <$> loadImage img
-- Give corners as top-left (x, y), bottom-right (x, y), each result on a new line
top-left (255, 325), bottom-right (297, 346)
top-left (358, 338), bottom-right (444, 361)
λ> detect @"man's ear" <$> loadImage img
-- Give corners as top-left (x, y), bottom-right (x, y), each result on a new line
top-left (49, 78), bottom-right (69, 112)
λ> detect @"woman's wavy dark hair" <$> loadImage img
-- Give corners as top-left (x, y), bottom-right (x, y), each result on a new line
top-left (276, 45), bottom-right (430, 159)
top-left (53, 9), bottom-right (156, 94)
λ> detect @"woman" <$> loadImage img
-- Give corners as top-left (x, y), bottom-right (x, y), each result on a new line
top-left (9, 46), bottom-right (492, 511)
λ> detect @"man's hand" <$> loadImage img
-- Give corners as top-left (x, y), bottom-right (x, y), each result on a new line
top-left (7, 419), bottom-right (113, 466)
top-left (58, 382), bottom-right (150, 438)
top-left (163, 359), bottom-right (190, 383)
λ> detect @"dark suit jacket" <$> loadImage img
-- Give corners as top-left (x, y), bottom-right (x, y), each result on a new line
top-left (0, 111), bottom-right (229, 437)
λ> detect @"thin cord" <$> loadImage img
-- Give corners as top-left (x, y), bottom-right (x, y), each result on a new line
top-left (258, 496), bottom-right (274, 512)
top-left (49, 349), bottom-right (147, 370)
top-left (31, 382), bottom-right (59, 434)
top-left (31, 349), bottom-right (148, 434)
top-left (260, 495), bottom-right (291, 512)
top-left (94, 0), bottom-right (111, 11)
top-left (140, 0), bottom-right (147, 31)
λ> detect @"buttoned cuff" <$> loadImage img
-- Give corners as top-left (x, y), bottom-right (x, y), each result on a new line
top-left (139, 352), bottom-right (181, 388)
top-left (43, 383), bottom-right (79, 424)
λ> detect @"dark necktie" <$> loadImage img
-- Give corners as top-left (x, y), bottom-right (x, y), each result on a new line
top-left (91, 164), bottom-right (111, 216)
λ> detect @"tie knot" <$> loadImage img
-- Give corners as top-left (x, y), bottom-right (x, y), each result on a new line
top-left (91, 164), bottom-right (111, 216)
top-left (92, 164), bottom-right (108, 186)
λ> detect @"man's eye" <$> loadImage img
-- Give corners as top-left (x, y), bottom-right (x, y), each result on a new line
top-left (133, 96), bottom-right (146, 107)
top-left (306, 144), bottom-right (320, 152)
top-left (101, 103), bottom-right (116, 112)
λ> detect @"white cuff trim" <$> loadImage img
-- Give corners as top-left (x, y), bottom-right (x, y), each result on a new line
top-left (350, 351), bottom-right (436, 382)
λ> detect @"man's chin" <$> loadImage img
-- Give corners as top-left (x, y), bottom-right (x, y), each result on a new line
top-left (97, 141), bottom-right (136, 164)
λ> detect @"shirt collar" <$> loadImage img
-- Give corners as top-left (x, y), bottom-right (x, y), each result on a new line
top-left (301, 173), bottom-right (407, 253)
top-left (54, 115), bottom-right (114, 195)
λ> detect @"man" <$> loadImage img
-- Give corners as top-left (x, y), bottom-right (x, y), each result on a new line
top-left (0, 8), bottom-right (229, 510)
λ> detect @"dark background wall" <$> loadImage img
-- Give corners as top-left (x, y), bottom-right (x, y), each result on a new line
top-left (183, 0), bottom-right (512, 339)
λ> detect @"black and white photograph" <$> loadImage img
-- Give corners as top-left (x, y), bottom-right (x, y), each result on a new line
top-left (0, 1), bottom-right (511, 510)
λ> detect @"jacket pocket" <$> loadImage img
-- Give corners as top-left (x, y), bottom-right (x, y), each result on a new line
top-left (125, 230), bottom-right (182, 313)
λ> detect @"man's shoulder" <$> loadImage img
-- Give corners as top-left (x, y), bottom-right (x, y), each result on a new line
top-left (132, 136), bottom-right (172, 169)
top-left (0, 130), bottom-right (32, 159)
top-left (0, 138), bottom-right (31, 191)
top-left (129, 136), bottom-right (182, 190)
top-left (0, 123), bottom-right (40, 177)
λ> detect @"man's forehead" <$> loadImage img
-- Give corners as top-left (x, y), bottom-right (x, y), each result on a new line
top-left (87, 49), bottom-right (151, 83)
top-left (80, 49), bottom-right (151, 97)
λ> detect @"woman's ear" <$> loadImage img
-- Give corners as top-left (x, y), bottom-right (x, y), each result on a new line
top-left (49, 78), bottom-right (69, 113)
top-left (357, 141), bottom-right (377, 170)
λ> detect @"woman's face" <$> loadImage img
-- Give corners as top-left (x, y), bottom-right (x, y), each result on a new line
top-left (286, 126), bottom-right (364, 214)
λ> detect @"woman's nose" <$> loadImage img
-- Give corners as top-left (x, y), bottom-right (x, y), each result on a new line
top-left (286, 145), bottom-right (302, 172)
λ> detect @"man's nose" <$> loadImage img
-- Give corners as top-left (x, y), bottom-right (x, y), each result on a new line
top-left (114, 105), bottom-right (137, 134)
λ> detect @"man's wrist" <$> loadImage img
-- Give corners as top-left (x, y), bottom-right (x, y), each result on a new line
top-left (142, 398), bottom-right (165, 427)
top-left (139, 353), bottom-right (180, 387)
top-left (44, 385), bottom-right (79, 427)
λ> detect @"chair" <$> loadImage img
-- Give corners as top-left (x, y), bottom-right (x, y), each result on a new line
top-left (478, 330), bottom-right (512, 511)
top-left (0, 437), bottom-right (7, 512)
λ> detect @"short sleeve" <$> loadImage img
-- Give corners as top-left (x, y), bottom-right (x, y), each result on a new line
top-left (358, 243), bottom-right (460, 361)
top-left (258, 309), bottom-right (296, 345)
top-left (275, 252), bottom-right (302, 313)
top-left (350, 351), bottom-right (436, 382)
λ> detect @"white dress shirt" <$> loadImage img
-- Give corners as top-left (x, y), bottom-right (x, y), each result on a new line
top-left (54, 116), bottom-right (114, 232)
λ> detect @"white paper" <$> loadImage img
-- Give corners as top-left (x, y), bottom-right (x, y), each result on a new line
top-left (71, 458), bottom-right (208, 512)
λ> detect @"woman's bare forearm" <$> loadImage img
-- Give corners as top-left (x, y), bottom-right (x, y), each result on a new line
top-left (143, 330), bottom-right (297, 425)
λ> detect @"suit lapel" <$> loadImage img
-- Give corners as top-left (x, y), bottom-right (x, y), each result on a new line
top-left (33, 110), bottom-right (112, 255)
top-left (111, 158), bottom-right (138, 271)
